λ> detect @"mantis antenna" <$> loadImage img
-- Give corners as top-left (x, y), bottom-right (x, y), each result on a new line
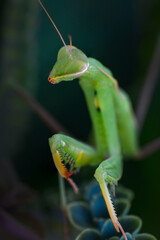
top-left (38, 0), bottom-right (68, 52)
top-left (68, 35), bottom-right (72, 56)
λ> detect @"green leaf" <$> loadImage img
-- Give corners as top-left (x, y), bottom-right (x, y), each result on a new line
top-left (94, 218), bottom-right (106, 228)
top-left (67, 202), bottom-right (94, 230)
top-left (120, 232), bottom-right (134, 240)
top-left (135, 233), bottom-right (157, 240)
top-left (115, 199), bottom-right (131, 217)
top-left (75, 229), bottom-right (102, 240)
top-left (101, 215), bottom-right (142, 239)
top-left (85, 181), bottom-right (101, 202)
top-left (101, 218), bottom-right (118, 239)
top-left (91, 192), bottom-right (110, 218)
top-left (109, 237), bottom-right (120, 240)
top-left (115, 186), bottom-right (134, 202)
top-left (119, 216), bottom-right (142, 236)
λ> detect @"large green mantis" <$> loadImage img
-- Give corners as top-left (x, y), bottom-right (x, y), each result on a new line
top-left (39, 1), bottom-right (138, 239)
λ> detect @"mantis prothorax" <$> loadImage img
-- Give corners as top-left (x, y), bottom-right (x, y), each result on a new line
top-left (39, 1), bottom-right (138, 239)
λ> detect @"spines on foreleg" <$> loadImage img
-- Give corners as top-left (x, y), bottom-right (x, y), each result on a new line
top-left (94, 155), bottom-right (127, 239)
top-left (94, 163), bottom-right (127, 240)
top-left (49, 133), bottom-right (99, 192)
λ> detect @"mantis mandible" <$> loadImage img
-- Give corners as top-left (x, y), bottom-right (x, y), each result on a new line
top-left (39, 1), bottom-right (138, 239)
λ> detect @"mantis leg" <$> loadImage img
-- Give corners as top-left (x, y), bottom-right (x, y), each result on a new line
top-left (93, 83), bottom-right (127, 239)
top-left (49, 133), bottom-right (100, 192)
top-left (94, 155), bottom-right (122, 232)
top-left (113, 89), bottom-right (138, 157)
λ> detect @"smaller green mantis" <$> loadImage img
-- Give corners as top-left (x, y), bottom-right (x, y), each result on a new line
top-left (39, 1), bottom-right (138, 239)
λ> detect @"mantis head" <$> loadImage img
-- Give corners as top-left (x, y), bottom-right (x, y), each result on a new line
top-left (48, 46), bottom-right (89, 84)
top-left (38, 0), bottom-right (89, 84)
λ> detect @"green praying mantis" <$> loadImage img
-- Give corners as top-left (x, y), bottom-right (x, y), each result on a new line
top-left (38, 1), bottom-right (159, 239)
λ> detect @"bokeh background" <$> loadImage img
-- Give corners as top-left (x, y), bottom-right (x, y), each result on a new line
top-left (0, 0), bottom-right (160, 239)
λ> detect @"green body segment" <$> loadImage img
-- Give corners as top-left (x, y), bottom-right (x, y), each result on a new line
top-left (113, 89), bottom-right (138, 156)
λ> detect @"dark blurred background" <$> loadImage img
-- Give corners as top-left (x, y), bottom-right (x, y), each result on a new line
top-left (0, 0), bottom-right (160, 239)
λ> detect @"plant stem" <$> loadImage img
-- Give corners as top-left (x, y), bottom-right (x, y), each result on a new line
top-left (136, 137), bottom-right (160, 160)
top-left (136, 35), bottom-right (160, 132)
top-left (11, 85), bottom-right (70, 135)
